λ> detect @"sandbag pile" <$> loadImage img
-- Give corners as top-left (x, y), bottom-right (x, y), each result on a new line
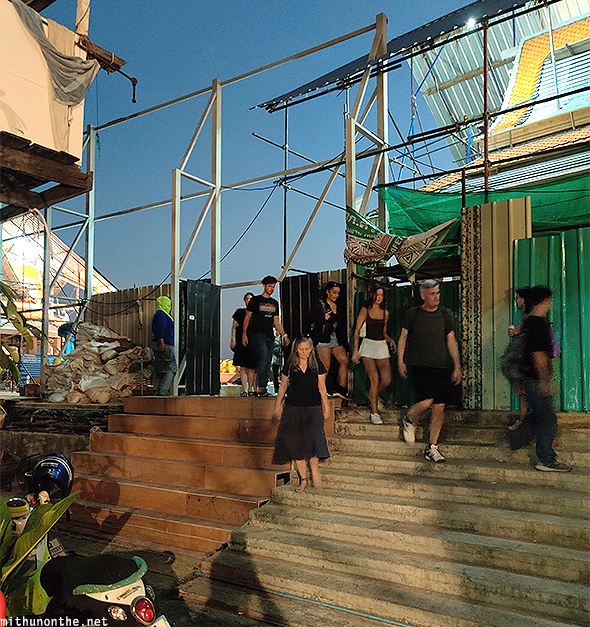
top-left (45, 323), bottom-right (154, 404)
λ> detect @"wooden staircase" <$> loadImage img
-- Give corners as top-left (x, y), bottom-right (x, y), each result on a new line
top-left (69, 396), bottom-right (337, 553)
top-left (181, 407), bottom-right (590, 627)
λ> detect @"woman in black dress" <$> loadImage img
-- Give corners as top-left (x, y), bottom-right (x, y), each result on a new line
top-left (230, 292), bottom-right (256, 396)
top-left (272, 336), bottom-right (330, 492)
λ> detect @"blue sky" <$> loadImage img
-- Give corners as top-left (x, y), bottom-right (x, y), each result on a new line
top-left (42, 0), bottom-right (468, 353)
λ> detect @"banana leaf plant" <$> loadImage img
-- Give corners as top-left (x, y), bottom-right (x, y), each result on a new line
top-left (0, 281), bottom-right (44, 384)
top-left (0, 492), bottom-right (79, 617)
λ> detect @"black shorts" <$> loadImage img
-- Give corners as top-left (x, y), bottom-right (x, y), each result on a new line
top-left (410, 366), bottom-right (454, 405)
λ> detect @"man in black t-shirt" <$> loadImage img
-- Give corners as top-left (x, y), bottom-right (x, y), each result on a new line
top-left (242, 275), bottom-right (290, 396)
top-left (509, 286), bottom-right (571, 472)
top-left (397, 280), bottom-right (462, 463)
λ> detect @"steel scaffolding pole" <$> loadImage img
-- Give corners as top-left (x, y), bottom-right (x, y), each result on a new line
top-left (85, 124), bottom-right (96, 309)
top-left (40, 206), bottom-right (52, 394)
top-left (211, 79), bottom-right (222, 285)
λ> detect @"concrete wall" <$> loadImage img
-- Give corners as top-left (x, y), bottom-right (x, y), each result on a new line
top-left (0, 0), bottom-right (85, 159)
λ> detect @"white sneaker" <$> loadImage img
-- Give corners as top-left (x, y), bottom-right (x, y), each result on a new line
top-left (424, 444), bottom-right (446, 463)
top-left (377, 397), bottom-right (385, 412)
top-left (403, 419), bottom-right (415, 444)
top-left (370, 412), bottom-right (384, 425)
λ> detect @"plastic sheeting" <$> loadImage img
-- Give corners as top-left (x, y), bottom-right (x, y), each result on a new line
top-left (11, 0), bottom-right (99, 106)
top-left (378, 171), bottom-right (590, 238)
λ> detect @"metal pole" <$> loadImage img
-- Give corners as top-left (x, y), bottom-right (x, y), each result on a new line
top-left (211, 79), bottom-right (222, 285)
top-left (376, 13), bottom-right (389, 232)
top-left (283, 107), bottom-right (288, 266)
top-left (40, 206), bottom-right (52, 396)
top-left (171, 168), bottom-right (181, 396)
top-left (85, 124), bottom-right (96, 311)
top-left (482, 20), bottom-right (490, 204)
top-left (545, 5), bottom-right (561, 110)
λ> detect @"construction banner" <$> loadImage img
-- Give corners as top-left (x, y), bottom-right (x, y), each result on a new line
top-left (344, 206), bottom-right (404, 267)
top-left (394, 218), bottom-right (457, 275)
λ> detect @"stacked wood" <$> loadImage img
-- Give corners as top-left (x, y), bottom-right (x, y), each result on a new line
top-left (45, 323), bottom-right (154, 403)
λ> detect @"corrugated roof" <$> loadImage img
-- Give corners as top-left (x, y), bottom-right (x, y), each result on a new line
top-left (411, 0), bottom-right (590, 164)
top-left (256, 0), bottom-right (535, 111)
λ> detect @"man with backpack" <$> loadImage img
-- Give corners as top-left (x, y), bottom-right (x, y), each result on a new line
top-left (506, 285), bottom-right (571, 472)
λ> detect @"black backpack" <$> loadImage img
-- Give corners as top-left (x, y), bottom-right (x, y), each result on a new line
top-left (500, 334), bottom-right (527, 384)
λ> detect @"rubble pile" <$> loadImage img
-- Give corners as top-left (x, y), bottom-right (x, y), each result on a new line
top-left (45, 323), bottom-right (154, 404)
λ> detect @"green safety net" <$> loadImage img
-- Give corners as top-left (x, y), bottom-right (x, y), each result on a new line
top-left (377, 171), bottom-right (590, 239)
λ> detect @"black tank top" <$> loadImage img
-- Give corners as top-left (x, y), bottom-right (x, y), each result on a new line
top-left (365, 311), bottom-right (385, 340)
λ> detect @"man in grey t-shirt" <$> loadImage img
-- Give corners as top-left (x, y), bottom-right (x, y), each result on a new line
top-left (397, 280), bottom-right (462, 462)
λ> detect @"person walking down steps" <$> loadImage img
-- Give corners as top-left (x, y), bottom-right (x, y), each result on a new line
top-left (397, 280), bottom-right (462, 463)
top-left (272, 336), bottom-right (331, 492)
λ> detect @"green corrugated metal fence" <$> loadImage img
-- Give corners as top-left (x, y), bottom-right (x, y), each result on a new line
top-left (513, 227), bottom-right (590, 412)
top-left (352, 280), bottom-right (461, 408)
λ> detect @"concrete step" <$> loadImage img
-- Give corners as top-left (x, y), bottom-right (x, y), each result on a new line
top-left (67, 500), bottom-right (236, 553)
top-left (181, 575), bottom-right (388, 627)
top-left (72, 451), bottom-right (289, 497)
top-left (328, 435), bottom-right (590, 467)
top-left (246, 504), bottom-right (589, 584)
top-left (334, 421), bottom-right (589, 447)
top-left (322, 452), bottom-right (590, 494)
top-left (108, 413), bottom-right (279, 444)
top-left (337, 407), bottom-right (590, 428)
top-left (192, 548), bottom-right (581, 627)
top-left (73, 474), bottom-right (266, 526)
top-left (229, 528), bottom-right (588, 621)
top-left (88, 431), bottom-right (288, 471)
top-left (318, 467), bottom-right (588, 519)
top-left (270, 485), bottom-right (589, 551)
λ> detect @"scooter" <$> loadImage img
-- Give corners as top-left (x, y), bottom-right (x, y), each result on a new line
top-left (4, 454), bottom-right (171, 625)
top-left (40, 553), bottom-right (170, 626)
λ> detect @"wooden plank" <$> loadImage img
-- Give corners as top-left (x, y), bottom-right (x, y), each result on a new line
top-left (0, 145), bottom-right (89, 188)
top-left (0, 131), bottom-right (31, 151)
top-left (40, 178), bottom-right (93, 206)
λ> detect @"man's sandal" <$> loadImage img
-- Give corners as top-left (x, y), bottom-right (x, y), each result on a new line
top-left (295, 477), bottom-right (309, 493)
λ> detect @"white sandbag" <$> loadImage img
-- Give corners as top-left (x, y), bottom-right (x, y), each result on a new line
top-left (100, 349), bottom-right (118, 362)
top-left (48, 391), bottom-right (67, 403)
top-left (78, 373), bottom-right (109, 392)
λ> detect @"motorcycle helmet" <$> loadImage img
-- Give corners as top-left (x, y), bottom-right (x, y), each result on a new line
top-left (29, 454), bottom-right (74, 501)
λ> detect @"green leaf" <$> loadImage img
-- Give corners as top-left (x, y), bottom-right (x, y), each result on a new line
top-left (0, 499), bottom-right (15, 564)
top-left (1, 491), bottom-right (79, 586)
top-left (0, 351), bottom-right (20, 385)
top-left (0, 282), bottom-right (18, 301)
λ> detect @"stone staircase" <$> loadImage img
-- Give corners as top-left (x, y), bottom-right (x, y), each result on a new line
top-left (67, 396), bottom-right (336, 552)
top-left (182, 407), bottom-right (590, 627)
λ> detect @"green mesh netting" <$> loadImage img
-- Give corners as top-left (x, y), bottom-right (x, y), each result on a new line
top-left (377, 171), bottom-right (590, 238)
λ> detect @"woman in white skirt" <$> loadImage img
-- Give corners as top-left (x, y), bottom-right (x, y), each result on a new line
top-left (352, 286), bottom-right (396, 424)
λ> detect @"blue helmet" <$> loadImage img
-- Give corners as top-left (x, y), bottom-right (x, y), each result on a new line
top-left (30, 454), bottom-right (74, 500)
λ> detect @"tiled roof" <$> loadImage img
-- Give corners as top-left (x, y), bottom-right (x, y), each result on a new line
top-left (421, 126), bottom-right (590, 192)
top-left (493, 18), bottom-right (590, 131)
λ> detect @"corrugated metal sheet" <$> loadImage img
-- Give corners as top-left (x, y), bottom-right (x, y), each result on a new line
top-left (513, 227), bottom-right (590, 411)
top-left (412, 0), bottom-right (590, 164)
top-left (256, 0), bottom-right (544, 111)
top-left (352, 279), bottom-right (462, 408)
top-left (87, 280), bottom-right (221, 395)
top-left (86, 284), bottom-right (171, 348)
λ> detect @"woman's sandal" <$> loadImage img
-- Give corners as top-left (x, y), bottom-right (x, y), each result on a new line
top-left (295, 477), bottom-right (309, 493)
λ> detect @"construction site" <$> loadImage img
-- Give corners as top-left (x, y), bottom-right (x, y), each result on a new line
top-left (0, 0), bottom-right (589, 624)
